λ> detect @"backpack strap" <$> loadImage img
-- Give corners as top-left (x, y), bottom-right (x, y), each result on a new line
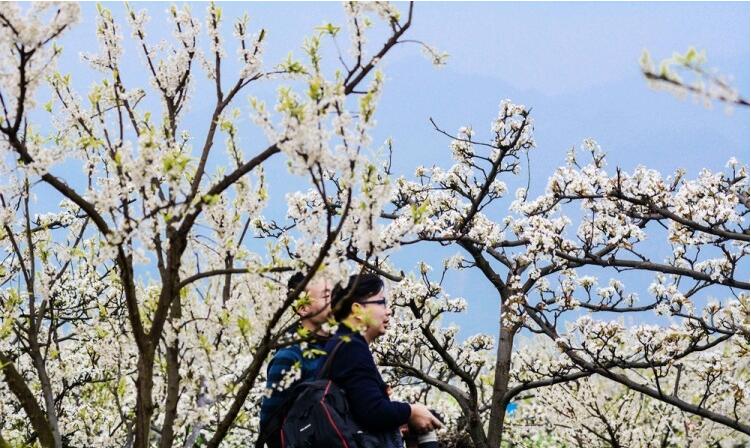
top-left (316, 339), bottom-right (346, 380)
top-left (255, 339), bottom-right (346, 448)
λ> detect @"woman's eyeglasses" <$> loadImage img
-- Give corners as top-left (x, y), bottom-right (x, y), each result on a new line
top-left (359, 298), bottom-right (388, 307)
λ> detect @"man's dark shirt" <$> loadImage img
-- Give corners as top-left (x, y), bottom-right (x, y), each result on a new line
top-left (259, 332), bottom-right (327, 429)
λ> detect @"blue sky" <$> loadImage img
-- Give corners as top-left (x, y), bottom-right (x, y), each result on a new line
top-left (48, 2), bottom-right (749, 340)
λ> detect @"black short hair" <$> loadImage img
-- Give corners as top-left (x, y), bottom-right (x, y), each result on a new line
top-left (331, 273), bottom-right (384, 321)
top-left (287, 271), bottom-right (306, 296)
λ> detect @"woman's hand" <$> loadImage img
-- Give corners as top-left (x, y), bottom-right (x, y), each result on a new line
top-left (408, 403), bottom-right (442, 433)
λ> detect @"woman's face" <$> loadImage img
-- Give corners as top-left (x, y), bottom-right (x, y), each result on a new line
top-left (355, 288), bottom-right (391, 343)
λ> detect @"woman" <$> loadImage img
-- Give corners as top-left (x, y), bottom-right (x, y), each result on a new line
top-left (321, 272), bottom-right (441, 448)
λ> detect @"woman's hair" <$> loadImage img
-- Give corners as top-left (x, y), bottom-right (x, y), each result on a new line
top-left (331, 273), bottom-right (384, 321)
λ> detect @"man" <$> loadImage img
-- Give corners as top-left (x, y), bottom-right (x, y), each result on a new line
top-left (258, 272), bottom-right (332, 438)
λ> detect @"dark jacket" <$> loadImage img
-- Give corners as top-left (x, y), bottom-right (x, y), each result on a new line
top-left (320, 326), bottom-right (411, 432)
top-left (259, 331), bottom-right (328, 429)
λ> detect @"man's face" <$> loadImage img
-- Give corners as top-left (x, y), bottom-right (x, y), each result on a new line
top-left (298, 278), bottom-right (332, 326)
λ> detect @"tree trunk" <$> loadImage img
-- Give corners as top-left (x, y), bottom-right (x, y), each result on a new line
top-left (134, 348), bottom-right (155, 448)
top-left (29, 348), bottom-right (62, 448)
top-left (0, 351), bottom-right (55, 447)
top-left (466, 408), bottom-right (491, 448)
top-left (144, 235), bottom-right (185, 448)
top-left (487, 323), bottom-right (515, 448)
top-left (159, 337), bottom-right (180, 448)
top-left (160, 294), bottom-right (183, 448)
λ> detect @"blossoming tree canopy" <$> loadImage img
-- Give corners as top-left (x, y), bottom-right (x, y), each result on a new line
top-left (0, 2), bottom-right (438, 447)
top-left (0, 2), bottom-right (747, 448)
top-left (374, 98), bottom-right (748, 447)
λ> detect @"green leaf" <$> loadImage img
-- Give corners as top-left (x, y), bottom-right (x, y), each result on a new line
top-left (281, 53), bottom-right (306, 75)
top-left (303, 347), bottom-right (327, 358)
top-left (296, 326), bottom-right (311, 339)
top-left (201, 194), bottom-right (219, 206)
top-left (219, 117), bottom-right (234, 133)
top-left (198, 334), bottom-right (212, 352)
top-left (319, 22), bottom-right (340, 36)
top-left (410, 201), bottom-right (430, 224)
top-left (277, 86), bottom-right (305, 121)
top-left (258, 186), bottom-right (268, 201)
top-left (308, 77), bottom-right (323, 101)
top-left (0, 315), bottom-right (14, 340)
top-left (117, 377), bottom-right (127, 398)
top-left (238, 315), bottom-right (252, 336)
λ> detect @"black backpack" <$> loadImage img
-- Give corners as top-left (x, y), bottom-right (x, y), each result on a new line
top-left (256, 341), bottom-right (395, 448)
